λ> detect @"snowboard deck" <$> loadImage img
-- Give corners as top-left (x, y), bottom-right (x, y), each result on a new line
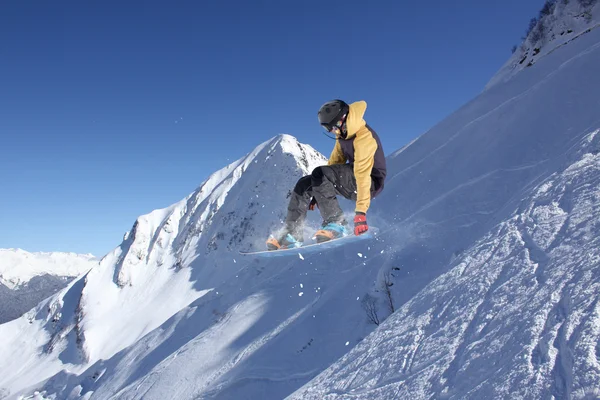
top-left (239, 227), bottom-right (378, 258)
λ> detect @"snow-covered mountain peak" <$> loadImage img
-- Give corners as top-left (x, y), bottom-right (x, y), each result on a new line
top-left (0, 249), bottom-right (96, 289)
top-left (80, 133), bottom-right (326, 360)
top-left (0, 134), bottom-right (327, 392)
top-left (486, 0), bottom-right (599, 89)
top-left (105, 133), bottom-right (325, 287)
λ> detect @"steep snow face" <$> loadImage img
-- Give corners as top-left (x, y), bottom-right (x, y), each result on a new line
top-left (486, 0), bottom-right (599, 89)
top-left (0, 249), bottom-right (96, 289)
top-left (290, 28), bottom-right (600, 400)
top-left (291, 130), bottom-right (600, 399)
top-left (0, 134), bottom-right (326, 396)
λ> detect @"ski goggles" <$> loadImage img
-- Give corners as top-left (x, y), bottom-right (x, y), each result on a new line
top-left (322, 124), bottom-right (341, 135)
top-left (321, 116), bottom-right (346, 134)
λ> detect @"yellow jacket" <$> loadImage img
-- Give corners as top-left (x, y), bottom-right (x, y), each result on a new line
top-left (327, 101), bottom-right (379, 214)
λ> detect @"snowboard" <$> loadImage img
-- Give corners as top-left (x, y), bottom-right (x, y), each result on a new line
top-left (239, 227), bottom-right (378, 258)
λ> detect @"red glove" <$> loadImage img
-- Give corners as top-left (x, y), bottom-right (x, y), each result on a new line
top-left (309, 197), bottom-right (318, 211)
top-left (354, 212), bottom-right (368, 235)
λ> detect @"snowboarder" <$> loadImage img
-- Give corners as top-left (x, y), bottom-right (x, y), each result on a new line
top-left (266, 99), bottom-right (387, 250)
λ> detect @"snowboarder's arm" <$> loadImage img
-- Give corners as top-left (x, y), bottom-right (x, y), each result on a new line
top-left (353, 129), bottom-right (377, 214)
top-left (327, 140), bottom-right (346, 165)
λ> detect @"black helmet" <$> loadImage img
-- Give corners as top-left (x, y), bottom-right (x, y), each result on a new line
top-left (318, 100), bottom-right (349, 132)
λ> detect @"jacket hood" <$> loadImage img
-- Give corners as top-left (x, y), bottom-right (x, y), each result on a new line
top-left (344, 100), bottom-right (367, 139)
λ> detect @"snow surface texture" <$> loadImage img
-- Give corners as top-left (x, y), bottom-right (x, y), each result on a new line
top-left (0, 250), bottom-right (96, 324)
top-left (2, 10), bottom-right (600, 400)
top-left (291, 131), bottom-right (600, 399)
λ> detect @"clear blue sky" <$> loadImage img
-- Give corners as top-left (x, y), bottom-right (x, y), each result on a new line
top-left (0, 0), bottom-right (545, 257)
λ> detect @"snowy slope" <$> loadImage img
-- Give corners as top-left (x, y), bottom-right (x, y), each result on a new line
top-left (0, 249), bottom-right (96, 324)
top-left (291, 130), bottom-right (600, 399)
top-left (0, 134), bottom-right (326, 399)
top-left (2, 10), bottom-right (600, 400)
top-left (290, 13), bottom-right (600, 400)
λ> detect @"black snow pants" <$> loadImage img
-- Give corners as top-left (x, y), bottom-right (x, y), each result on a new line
top-left (285, 164), bottom-right (366, 238)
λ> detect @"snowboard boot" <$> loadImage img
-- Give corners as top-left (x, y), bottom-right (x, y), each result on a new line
top-left (266, 232), bottom-right (303, 251)
top-left (314, 222), bottom-right (350, 243)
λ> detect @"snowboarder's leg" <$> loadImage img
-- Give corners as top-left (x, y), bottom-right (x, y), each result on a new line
top-left (266, 176), bottom-right (312, 250)
top-left (311, 164), bottom-right (357, 241)
top-left (284, 175), bottom-right (313, 239)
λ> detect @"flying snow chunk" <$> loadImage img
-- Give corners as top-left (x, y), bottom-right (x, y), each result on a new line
top-left (357, 253), bottom-right (363, 258)
top-left (298, 253), bottom-right (304, 260)
top-left (299, 292), bottom-right (304, 297)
